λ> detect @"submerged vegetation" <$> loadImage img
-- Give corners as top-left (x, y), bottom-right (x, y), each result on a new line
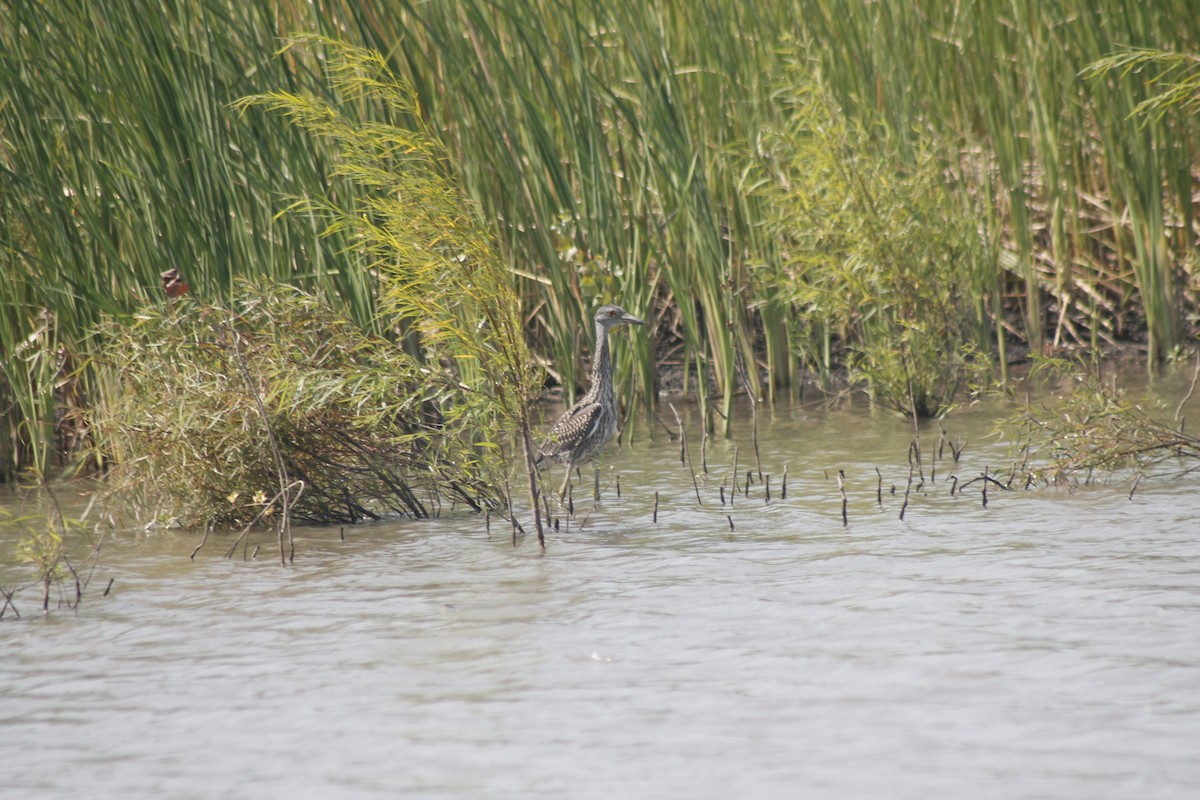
top-left (1, 1), bottom-right (1199, 494)
top-left (1010, 361), bottom-right (1200, 484)
top-left (0, 497), bottom-right (102, 617)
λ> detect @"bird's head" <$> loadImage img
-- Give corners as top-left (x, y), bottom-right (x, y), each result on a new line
top-left (594, 304), bottom-right (645, 330)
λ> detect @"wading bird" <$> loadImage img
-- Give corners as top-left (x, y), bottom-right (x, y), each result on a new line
top-left (538, 304), bottom-right (645, 498)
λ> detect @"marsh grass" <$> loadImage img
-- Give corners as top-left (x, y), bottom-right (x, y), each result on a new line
top-left (0, 0), bottom-right (374, 480)
top-left (2, 0), bottom-right (1198, 476)
top-left (92, 39), bottom-right (543, 531)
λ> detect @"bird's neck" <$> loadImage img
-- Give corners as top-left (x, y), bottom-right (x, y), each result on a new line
top-left (592, 321), bottom-right (612, 396)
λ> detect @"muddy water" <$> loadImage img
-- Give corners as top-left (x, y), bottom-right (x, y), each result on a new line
top-left (3, 381), bottom-right (1200, 799)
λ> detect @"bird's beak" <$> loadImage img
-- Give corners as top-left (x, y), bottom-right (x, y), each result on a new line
top-left (623, 313), bottom-right (646, 326)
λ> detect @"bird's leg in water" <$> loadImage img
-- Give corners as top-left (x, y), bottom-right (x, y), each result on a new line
top-left (557, 467), bottom-right (571, 504)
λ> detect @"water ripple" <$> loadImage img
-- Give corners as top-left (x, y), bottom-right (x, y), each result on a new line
top-left (3, 403), bottom-right (1200, 799)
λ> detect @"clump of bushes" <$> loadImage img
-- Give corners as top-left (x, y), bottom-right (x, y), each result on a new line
top-left (95, 284), bottom-right (506, 527)
top-left (1009, 362), bottom-right (1200, 484)
top-left (94, 38), bottom-right (542, 531)
top-left (758, 64), bottom-right (994, 417)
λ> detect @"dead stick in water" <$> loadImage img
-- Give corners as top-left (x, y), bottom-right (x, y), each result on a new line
top-left (765, 474), bottom-right (771, 504)
top-left (190, 524), bottom-right (211, 560)
top-left (669, 402), bottom-right (687, 466)
top-left (224, 480), bottom-right (304, 560)
top-left (982, 466), bottom-right (989, 508)
top-left (909, 437), bottom-right (927, 489)
top-left (958, 474), bottom-right (1008, 492)
top-left (688, 463), bottom-right (703, 506)
top-left (593, 467), bottom-right (600, 504)
top-left (720, 484), bottom-right (726, 506)
top-left (752, 410), bottom-right (763, 481)
top-left (670, 403), bottom-right (702, 505)
top-left (781, 464), bottom-right (788, 500)
top-left (0, 587), bottom-right (19, 620)
top-left (653, 491), bottom-right (659, 523)
top-left (837, 469), bottom-right (848, 526)
top-left (543, 492), bottom-right (554, 533)
top-left (875, 467), bottom-right (883, 507)
top-left (730, 444), bottom-right (739, 507)
top-left (744, 470), bottom-right (752, 497)
top-left (1173, 353), bottom-right (1200, 424)
top-left (616, 474), bottom-right (621, 499)
top-left (1129, 473), bottom-right (1142, 500)
top-left (727, 515), bottom-right (734, 531)
top-left (900, 461), bottom-right (915, 521)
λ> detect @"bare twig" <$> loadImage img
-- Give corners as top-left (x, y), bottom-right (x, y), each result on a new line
top-left (669, 403), bottom-right (703, 506)
top-left (0, 587), bottom-right (18, 620)
top-left (730, 444), bottom-right (738, 507)
top-left (1175, 354), bottom-right (1200, 424)
top-left (223, 322), bottom-right (296, 565)
top-left (223, 480), bottom-right (306, 560)
top-left (190, 524), bottom-right (211, 560)
top-left (837, 469), bottom-right (848, 526)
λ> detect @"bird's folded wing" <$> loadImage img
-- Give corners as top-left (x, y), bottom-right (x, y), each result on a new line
top-left (541, 400), bottom-right (603, 458)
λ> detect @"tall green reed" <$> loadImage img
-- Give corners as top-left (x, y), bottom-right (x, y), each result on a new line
top-left (799, 0), bottom-right (1198, 360)
top-left (0, 0), bottom-right (375, 477)
top-left (2, 0), bottom-right (1197, 477)
top-left (337, 0), bottom-right (796, 433)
